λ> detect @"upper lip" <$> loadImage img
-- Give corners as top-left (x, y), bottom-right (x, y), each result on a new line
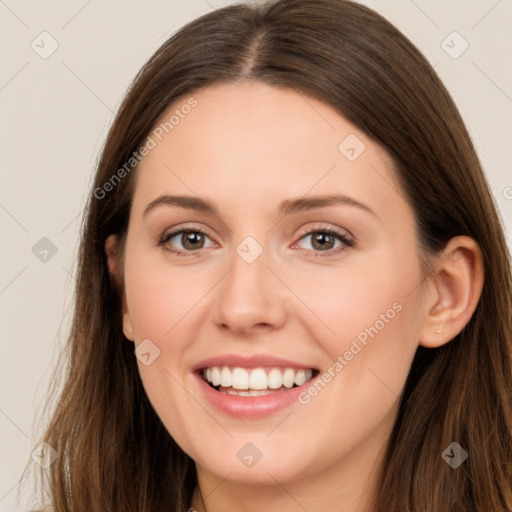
top-left (192, 354), bottom-right (318, 372)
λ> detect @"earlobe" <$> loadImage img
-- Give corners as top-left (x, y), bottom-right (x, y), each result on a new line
top-left (419, 236), bottom-right (484, 348)
top-left (122, 309), bottom-right (135, 342)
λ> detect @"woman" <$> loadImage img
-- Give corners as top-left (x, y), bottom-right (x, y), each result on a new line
top-left (25, 0), bottom-right (512, 510)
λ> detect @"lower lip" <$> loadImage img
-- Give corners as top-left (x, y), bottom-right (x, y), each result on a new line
top-left (193, 372), bottom-right (313, 418)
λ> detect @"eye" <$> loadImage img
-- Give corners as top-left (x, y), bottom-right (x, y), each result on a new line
top-left (292, 225), bottom-right (354, 257)
top-left (157, 224), bottom-right (354, 258)
top-left (158, 228), bottom-right (215, 256)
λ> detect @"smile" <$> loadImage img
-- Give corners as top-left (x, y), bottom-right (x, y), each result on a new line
top-left (200, 366), bottom-right (318, 396)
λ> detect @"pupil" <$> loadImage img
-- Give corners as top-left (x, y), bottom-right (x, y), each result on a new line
top-left (184, 231), bottom-right (203, 249)
top-left (313, 232), bottom-right (333, 250)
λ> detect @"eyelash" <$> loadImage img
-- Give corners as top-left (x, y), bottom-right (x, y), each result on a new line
top-left (157, 224), bottom-right (355, 258)
top-left (294, 225), bottom-right (354, 257)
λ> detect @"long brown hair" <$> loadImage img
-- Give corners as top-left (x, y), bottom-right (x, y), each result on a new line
top-left (23, 0), bottom-right (512, 510)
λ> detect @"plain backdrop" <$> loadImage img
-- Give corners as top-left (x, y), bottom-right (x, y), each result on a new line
top-left (1, 0), bottom-right (511, 510)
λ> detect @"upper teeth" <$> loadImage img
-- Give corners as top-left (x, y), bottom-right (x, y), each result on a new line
top-left (202, 366), bottom-right (314, 390)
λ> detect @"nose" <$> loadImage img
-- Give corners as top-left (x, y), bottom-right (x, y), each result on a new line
top-left (213, 241), bottom-right (287, 337)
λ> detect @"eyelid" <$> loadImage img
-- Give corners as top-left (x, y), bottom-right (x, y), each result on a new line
top-left (294, 222), bottom-right (354, 243)
top-left (158, 222), bottom-right (216, 239)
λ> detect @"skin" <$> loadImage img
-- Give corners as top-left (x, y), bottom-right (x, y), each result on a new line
top-left (106, 81), bottom-right (484, 512)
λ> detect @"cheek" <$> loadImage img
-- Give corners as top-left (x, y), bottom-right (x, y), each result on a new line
top-left (293, 252), bottom-right (419, 341)
top-left (123, 246), bottom-right (207, 341)
top-left (296, 249), bottom-right (423, 394)
top-left (286, 259), bottom-right (422, 465)
top-left (122, 249), bottom-right (206, 455)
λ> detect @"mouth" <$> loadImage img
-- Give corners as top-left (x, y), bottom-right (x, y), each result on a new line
top-left (197, 366), bottom-right (320, 396)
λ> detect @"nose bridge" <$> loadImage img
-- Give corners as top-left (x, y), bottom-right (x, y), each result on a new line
top-left (213, 233), bottom-right (286, 333)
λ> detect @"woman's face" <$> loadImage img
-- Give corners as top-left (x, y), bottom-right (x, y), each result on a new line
top-left (118, 81), bottom-right (430, 486)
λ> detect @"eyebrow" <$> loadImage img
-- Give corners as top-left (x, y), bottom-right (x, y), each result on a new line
top-left (143, 193), bottom-right (378, 219)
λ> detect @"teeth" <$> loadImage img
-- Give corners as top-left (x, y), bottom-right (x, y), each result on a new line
top-left (202, 366), bottom-right (314, 391)
top-left (283, 368), bottom-right (296, 388)
top-left (225, 388), bottom-right (274, 396)
top-left (249, 368), bottom-right (267, 390)
top-left (211, 367), bottom-right (221, 386)
top-left (268, 368), bottom-right (282, 389)
top-left (232, 367), bottom-right (249, 390)
top-left (294, 369), bottom-right (307, 386)
top-left (220, 367), bottom-right (232, 387)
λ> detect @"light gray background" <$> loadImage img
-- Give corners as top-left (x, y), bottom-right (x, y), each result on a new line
top-left (1, 0), bottom-right (511, 510)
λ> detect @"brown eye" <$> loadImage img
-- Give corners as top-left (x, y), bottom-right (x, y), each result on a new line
top-left (292, 227), bottom-right (354, 258)
top-left (159, 228), bottom-right (215, 255)
top-left (180, 230), bottom-right (206, 250)
top-left (296, 229), bottom-right (352, 252)
top-left (309, 231), bottom-right (337, 251)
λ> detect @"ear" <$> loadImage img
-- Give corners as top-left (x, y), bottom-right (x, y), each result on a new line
top-left (105, 234), bottom-right (134, 342)
top-left (419, 235), bottom-right (484, 348)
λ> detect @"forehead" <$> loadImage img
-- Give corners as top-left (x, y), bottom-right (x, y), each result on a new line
top-left (132, 81), bottom-right (409, 223)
